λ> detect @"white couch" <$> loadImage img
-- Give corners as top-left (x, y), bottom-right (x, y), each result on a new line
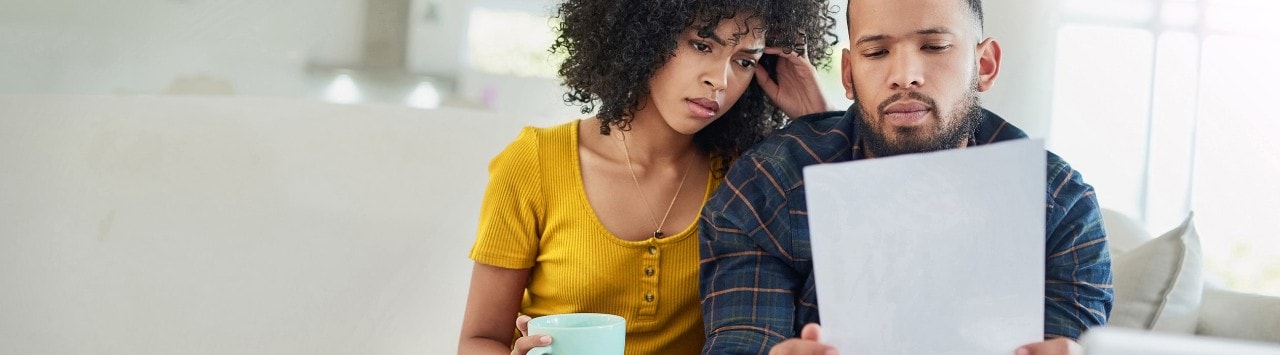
top-left (1100, 209), bottom-right (1280, 344)
top-left (3, 96), bottom-right (1276, 354)
top-left (0, 95), bottom-right (511, 354)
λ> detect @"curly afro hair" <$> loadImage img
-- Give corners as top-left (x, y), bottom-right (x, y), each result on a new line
top-left (551, 0), bottom-right (838, 166)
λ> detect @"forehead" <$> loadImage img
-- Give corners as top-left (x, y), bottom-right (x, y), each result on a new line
top-left (695, 15), bottom-right (766, 44)
top-left (846, 0), bottom-right (974, 38)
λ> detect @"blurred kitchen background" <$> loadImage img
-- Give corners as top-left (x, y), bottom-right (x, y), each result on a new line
top-left (2, 0), bottom-right (1278, 295)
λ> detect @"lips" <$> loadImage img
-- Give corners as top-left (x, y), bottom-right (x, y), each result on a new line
top-left (882, 101), bottom-right (931, 126)
top-left (883, 101), bottom-right (930, 115)
top-left (687, 98), bottom-right (720, 118)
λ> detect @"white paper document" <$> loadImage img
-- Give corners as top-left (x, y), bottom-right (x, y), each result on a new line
top-left (803, 139), bottom-right (1046, 355)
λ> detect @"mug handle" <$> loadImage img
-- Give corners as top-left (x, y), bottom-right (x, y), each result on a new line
top-left (527, 345), bottom-right (550, 355)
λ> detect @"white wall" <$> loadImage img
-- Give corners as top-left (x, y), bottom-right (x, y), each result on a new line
top-left (981, 0), bottom-right (1060, 138)
top-left (0, 0), bottom-right (365, 96)
top-left (407, 0), bottom-right (468, 76)
top-left (456, 71), bottom-right (584, 127)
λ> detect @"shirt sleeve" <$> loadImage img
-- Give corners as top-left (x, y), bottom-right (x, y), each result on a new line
top-left (700, 154), bottom-right (808, 355)
top-left (469, 127), bottom-right (544, 269)
top-left (1042, 158), bottom-right (1114, 340)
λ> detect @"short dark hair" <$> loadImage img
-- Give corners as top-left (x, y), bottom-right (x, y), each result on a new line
top-left (552, 0), bottom-right (839, 170)
top-left (846, 0), bottom-right (984, 32)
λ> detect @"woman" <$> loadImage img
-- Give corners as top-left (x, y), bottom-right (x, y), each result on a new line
top-left (458, 1), bottom-right (836, 354)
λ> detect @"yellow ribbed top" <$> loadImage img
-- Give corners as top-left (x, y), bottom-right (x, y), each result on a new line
top-left (469, 121), bottom-right (714, 355)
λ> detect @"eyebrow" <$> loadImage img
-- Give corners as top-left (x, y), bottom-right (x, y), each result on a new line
top-left (854, 27), bottom-right (957, 46)
top-left (916, 27), bottom-right (955, 36)
top-left (706, 31), bottom-right (765, 55)
top-left (707, 32), bottom-right (729, 46)
top-left (854, 34), bottom-right (888, 46)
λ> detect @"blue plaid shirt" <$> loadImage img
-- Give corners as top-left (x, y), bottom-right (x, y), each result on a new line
top-left (699, 108), bottom-right (1113, 354)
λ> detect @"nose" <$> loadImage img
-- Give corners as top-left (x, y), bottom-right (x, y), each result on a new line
top-left (702, 61), bottom-right (730, 92)
top-left (889, 51), bottom-right (924, 90)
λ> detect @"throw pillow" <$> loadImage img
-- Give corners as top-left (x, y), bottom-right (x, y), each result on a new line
top-left (1100, 208), bottom-right (1151, 257)
top-left (1108, 212), bottom-right (1203, 333)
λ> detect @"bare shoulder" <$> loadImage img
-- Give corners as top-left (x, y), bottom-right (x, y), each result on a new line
top-left (576, 117), bottom-right (611, 166)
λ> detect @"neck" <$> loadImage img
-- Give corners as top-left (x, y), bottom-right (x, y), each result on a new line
top-left (612, 104), bottom-right (699, 164)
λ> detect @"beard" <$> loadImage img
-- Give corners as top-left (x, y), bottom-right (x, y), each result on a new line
top-left (853, 77), bottom-right (983, 157)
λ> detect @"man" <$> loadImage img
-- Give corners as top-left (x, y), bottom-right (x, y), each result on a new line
top-left (698, 0), bottom-right (1112, 354)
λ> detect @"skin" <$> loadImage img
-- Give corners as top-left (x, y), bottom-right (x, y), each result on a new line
top-left (840, 0), bottom-right (997, 157)
top-left (577, 17), bottom-right (766, 244)
top-left (770, 0), bottom-right (1080, 354)
top-left (457, 13), bottom-right (827, 355)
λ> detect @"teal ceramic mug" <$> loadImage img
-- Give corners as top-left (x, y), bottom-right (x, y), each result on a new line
top-left (527, 313), bottom-right (625, 355)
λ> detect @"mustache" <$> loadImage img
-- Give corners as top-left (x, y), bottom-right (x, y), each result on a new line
top-left (876, 91), bottom-right (937, 115)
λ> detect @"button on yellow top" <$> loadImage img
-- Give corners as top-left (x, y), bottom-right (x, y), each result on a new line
top-left (647, 246), bottom-right (658, 255)
top-left (644, 266), bottom-right (655, 276)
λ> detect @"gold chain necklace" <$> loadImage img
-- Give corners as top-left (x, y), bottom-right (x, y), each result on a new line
top-left (617, 132), bottom-right (695, 238)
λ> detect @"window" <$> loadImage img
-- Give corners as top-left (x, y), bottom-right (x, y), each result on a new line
top-left (1049, 25), bottom-right (1154, 219)
top-left (466, 7), bottom-right (562, 78)
top-left (1050, 0), bottom-right (1280, 295)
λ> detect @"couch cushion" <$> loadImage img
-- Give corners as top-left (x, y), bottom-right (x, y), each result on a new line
top-left (1197, 288), bottom-right (1280, 343)
top-left (0, 96), bottom-right (530, 354)
top-left (1109, 213), bottom-right (1202, 333)
top-left (1100, 208), bottom-right (1151, 257)
top-left (1081, 327), bottom-right (1280, 355)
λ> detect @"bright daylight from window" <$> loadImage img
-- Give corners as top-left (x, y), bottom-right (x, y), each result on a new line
top-left (1050, 0), bottom-right (1280, 296)
top-left (467, 7), bottom-right (563, 78)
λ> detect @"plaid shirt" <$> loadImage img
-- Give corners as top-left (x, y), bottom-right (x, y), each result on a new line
top-left (699, 108), bottom-right (1113, 354)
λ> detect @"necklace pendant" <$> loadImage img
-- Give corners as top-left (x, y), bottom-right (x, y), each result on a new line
top-left (653, 230), bottom-right (664, 238)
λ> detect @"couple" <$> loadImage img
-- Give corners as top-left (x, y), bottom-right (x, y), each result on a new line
top-left (459, 0), bottom-right (1112, 354)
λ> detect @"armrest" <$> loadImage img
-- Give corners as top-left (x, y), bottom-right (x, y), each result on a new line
top-left (1196, 287), bottom-right (1280, 344)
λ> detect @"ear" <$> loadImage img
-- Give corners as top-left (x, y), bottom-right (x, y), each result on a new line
top-left (841, 48), bottom-right (855, 100)
top-left (975, 38), bottom-right (1001, 92)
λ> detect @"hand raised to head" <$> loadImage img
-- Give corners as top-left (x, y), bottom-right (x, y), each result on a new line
top-left (755, 43), bottom-right (829, 119)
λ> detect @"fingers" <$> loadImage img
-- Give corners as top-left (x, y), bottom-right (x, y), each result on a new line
top-left (763, 46), bottom-right (816, 72)
top-left (764, 47), bottom-right (807, 61)
top-left (763, 47), bottom-right (790, 56)
top-left (511, 334), bottom-right (552, 355)
top-left (766, 324), bottom-right (835, 355)
top-left (512, 315), bottom-right (551, 355)
top-left (769, 338), bottom-right (837, 355)
top-left (1015, 339), bottom-right (1043, 355)
top-left (764, 43), bottom-right (809, 58)
top-left (754, 64), bottom-right (778, 92)
top-left (1015, 337), bottom-right (1081, 355)
top-left (515, 315), bottom-right (532, 337)
top-left (800, 323), bottom-right (824, 342)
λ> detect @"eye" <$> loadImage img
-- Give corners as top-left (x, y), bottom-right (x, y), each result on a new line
top-left (923, 44), bottom-right (953, 52)
top-left (692, 41), bottom-right (712, 53)
top-left (862, 49), bottom-right (887, 59)
top-left (736, 58), bottom-right (756, 68)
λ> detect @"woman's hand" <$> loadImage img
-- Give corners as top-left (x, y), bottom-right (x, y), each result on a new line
top-left (755, 45), bottom-right (829, 119)
top-left (509, 315), bottom-right (552, 355)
